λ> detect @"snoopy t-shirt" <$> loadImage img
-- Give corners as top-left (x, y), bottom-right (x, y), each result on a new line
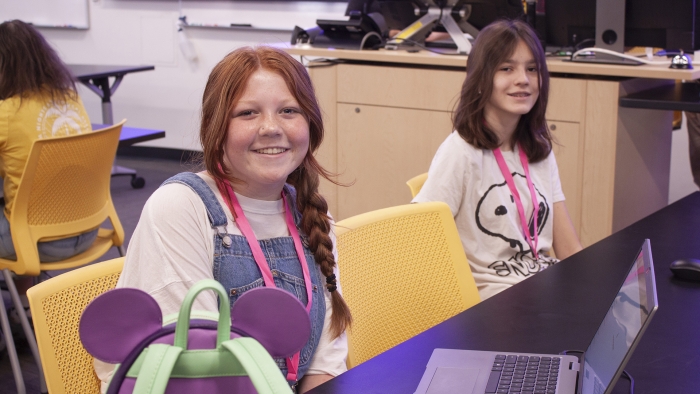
top-left (413, 131), bottom-right (564, 300)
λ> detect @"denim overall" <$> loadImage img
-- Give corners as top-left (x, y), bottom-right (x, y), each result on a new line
top-left (162, 173), bottom-right (325, 380)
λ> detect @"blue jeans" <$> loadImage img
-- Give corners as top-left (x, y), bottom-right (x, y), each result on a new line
top-left (162, 173), bottom-right (326, 380)
top-left (0, 202), bottom-right (98, 262)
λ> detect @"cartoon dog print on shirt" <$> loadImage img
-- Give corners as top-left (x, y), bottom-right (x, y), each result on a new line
top-left (476, 172), bottom-right (556, 277)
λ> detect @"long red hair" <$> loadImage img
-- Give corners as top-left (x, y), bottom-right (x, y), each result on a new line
top-left (200, 46), bottom-right (351, 338)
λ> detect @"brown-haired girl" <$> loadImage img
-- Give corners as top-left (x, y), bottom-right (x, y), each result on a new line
top-left (101, 46), bottom-right (350, 392)
top-left (413, 19), bottom-right (582, 300)
top-left (0, 20), bottom-right (97, 262)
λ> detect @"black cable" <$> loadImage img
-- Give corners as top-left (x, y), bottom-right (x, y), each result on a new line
top-left (360, 31), bottom-right (384, 50)
top-left (573, 38), bottom-right (595, 51)
top-left (387, 37), bottom-right (466, 56)
top-left (545, 45), bottom-right (576, 57)
top-left (621, 370), bottom-right (635, 394)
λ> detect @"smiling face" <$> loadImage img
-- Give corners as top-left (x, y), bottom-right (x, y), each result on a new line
top-left (484, 39), bottom-right (539, 142)
top-left (223, 68), bottom-right (310, 200)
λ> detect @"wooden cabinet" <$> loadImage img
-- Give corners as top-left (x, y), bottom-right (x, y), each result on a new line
top-left (549, 121), bottom-right (583, 235)
top-left (336, 64), bottom-right (462, 111)
top-left (547, 78), bottom-right (585, 239)
top-left (336, 103), bottom-right (452, 219)
top-left (333, 64), bottom-right (461, 219)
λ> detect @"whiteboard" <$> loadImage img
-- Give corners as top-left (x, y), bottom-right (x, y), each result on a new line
top-left (0, 0), bottom-right (89, 29)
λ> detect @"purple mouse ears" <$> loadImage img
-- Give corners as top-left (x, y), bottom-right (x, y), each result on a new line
top-left (79, 283), bottom-right (311, 365)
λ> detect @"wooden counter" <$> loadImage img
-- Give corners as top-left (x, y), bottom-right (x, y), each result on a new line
top-left (287, 46), bottom-right (693, 246)
top-left (288, 46), bottom-right (700, 79)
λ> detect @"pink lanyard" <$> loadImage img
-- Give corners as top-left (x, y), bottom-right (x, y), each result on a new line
top-left (215, 178), bottom-right (312, 383)
top-left (493, 144), bottom-right (540, 260)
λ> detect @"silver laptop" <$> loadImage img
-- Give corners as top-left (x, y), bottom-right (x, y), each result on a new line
top-left (415, 239), bottom-right (658, 394)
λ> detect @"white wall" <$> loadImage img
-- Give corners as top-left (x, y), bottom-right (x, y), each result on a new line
top-left (39, 0), bottom-right (346, 151)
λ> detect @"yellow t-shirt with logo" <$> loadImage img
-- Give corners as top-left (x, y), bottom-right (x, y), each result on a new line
top-left (0, 91), bottom-right (92, 218)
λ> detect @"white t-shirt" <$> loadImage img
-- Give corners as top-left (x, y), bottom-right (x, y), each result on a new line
top-left (95, 172), bottom-right (347, 390)
top-left (413, 132), bottom-right (565, 300)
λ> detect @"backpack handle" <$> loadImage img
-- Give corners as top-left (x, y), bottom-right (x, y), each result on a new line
top-left (173, 279), bottom-right (231, 349)
top-left (131, 279), bottom-right (292, 394)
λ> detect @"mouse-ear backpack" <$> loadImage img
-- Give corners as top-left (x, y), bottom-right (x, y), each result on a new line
top-left (79, 279), bottom-right (311, 394)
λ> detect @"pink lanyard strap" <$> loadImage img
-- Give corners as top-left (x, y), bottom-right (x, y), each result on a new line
top-left (214, 178), bottom-right (313, 382)
top-left (493, 144), bottom-right (540, 260)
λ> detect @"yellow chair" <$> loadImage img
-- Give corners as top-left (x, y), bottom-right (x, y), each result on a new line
top-left (0, 120), bottom-right (126, 394)
top-left (26, 257), bottom-right (124, 394)
top-left (335, 201), bottom-right (480, 367)
top-left (406, 172), bottom-right (428, 198)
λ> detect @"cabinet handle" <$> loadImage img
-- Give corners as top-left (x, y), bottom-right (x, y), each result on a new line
top-left (550, 123), bottom-right (557, 131)
top-left (355, 107), bottom-right (361, 113)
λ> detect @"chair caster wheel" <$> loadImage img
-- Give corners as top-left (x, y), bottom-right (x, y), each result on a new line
top-left (131, 177), bottom-right (145, 189)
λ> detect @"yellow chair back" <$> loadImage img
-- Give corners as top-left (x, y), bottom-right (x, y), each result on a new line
top-left (406, 172), bottom-right (428, 198)
top-left (0, 120), bottom-right (126, 276)
top-left (335, 202), bottom-right (480, 367)
top-left (26, 257), bottom-right (125, 394)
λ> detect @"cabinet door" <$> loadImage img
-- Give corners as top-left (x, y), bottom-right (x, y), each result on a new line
top-left (336, 104), bottom-right (453, 220)
top-left (547, 78), bottom-right (585, 122)
top-left (550, 121), bottom-right (583, 239)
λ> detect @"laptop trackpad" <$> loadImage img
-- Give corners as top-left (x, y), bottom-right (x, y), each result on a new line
top-left (426, 367), bottom-right (480, 394)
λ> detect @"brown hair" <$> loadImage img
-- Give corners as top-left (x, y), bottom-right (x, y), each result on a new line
top-left (452, 19), bottom-right (551, 162)
top-left (0, 20), bottom-right (77, 102)
top-left (200, 46), bottom-right (351, 338)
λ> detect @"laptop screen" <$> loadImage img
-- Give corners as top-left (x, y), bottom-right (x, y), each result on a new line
top-left (580, 240), bottom-right (658, 394)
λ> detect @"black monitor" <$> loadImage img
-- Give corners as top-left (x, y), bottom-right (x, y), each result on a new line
top-left (545, 0), bottom-right (700, 52)
top-left (297, 0), bottom-right (524, 52)
top-left (458, 0), bottom-right (526, 31)
top-left (345, 0), bottom-right (524, 38)
top-left (342, 0), bottom-right (523, 54)
top-left (344, 0), bottom-right (423, 32)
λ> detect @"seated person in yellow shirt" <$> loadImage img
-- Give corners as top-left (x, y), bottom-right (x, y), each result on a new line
top-left (0, 20), bottom-right (97, 263)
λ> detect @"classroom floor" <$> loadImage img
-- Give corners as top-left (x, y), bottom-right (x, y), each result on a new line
top-left (0, 153), bottom-right (194, 394)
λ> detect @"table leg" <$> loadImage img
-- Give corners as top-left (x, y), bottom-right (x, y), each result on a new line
top-left (111, 165), bottom-right (145, 189)
top-left (101, 101), bottom-right (113, 125)
top-left (79, 76), bottom-right (145, 188)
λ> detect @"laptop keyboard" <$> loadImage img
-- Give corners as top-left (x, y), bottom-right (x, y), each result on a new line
top-left (485, 354), bottom-right (561, 394)
top-left (593, 376), bottom-right (605, 394)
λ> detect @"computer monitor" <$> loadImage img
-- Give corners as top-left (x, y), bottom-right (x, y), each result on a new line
top-left (344, 0), bottom-right (424, 32)
top-left (545, 0), bottom-right (700, 52)
top-left (345, 0), bottom-right (524, 54)
top-left (346, 0), bottom-right (524, 32)
top-left (459, 0), bottom-right (525, 31)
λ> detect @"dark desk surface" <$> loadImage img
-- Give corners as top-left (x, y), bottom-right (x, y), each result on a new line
top-left (67, 64), bottom-right (155, 80)
top-left (92, 124), bottom-right (165, 148)
top-left (68, 64), bottom-right (156, 125)
top-left (619, 82), bottom-right (700, 112)
top-left (311, 192), bottom-right (700, 394)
